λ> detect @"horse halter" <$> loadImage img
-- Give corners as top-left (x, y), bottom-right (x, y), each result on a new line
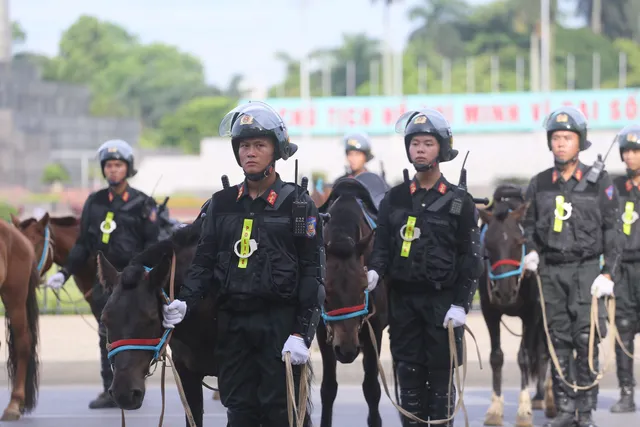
top-left (106, 254), bottom-right (176, 376)
top-left (480, 222), bottom-right (526, 302)
top-left (37, 225), bottom-right (55, 277)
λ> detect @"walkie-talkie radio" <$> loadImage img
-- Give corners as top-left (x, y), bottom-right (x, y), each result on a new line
top-left (586, 138), bottom-right (616, 184)
top-left (221, 175), bottom-right (230, 189)
top-left (449, 152), bottom-right (469, 215)
top-left (292, 159), bottom-right (309, 237)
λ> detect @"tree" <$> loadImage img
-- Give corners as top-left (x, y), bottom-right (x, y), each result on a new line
top-left (41, 163), bottom-right (71, 185)
top-left (158, 96), bottom-right (237, 153)
top-left (11, 22), bottom-right (26, 44)
top-left (575, 0), bottom-right (633, 39)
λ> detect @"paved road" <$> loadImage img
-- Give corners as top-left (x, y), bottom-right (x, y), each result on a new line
top-left (0, 385), bottom-right (637, 427)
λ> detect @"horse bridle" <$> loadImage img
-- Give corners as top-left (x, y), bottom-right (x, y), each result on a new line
top-left (37, 224), bottom-right (55, 277)
top-left (481, 223), bottom-right (527, 303)
top-left (106, 252), bottom-right (177, 377)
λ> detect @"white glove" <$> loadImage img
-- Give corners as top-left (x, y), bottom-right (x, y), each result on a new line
top-left (162, 300), bottom-right (187, 328)
top-left (46, 272), bottom-right (66, 290)
top-left (524, 251), bottom-right (539, 272)
top-left (281, 335), bottom-right (309, 365)
top-left (443, 305), bottom-right (466, 328)
top-left (590, 274), bottom-right (614, 298)
top-left (366, 270), bottom-right (379, 291)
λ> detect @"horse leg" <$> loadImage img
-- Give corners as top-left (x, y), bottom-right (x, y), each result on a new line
top-left (515, 337), bottom-right (533, 427)
top-left (484, 313), bottom-right (504, 426)
top-left (0, 285), bottom-right (32, 421)
top-left (361, 321), bottom-right (382, 427)
top-left (532, 342), bottom-right (549, 411)
top-left (544, 366), bottom-right (557, 418)
top-left (317, 325), bottom-right (337, 427)
top-left (174, 359), bottom-right (204, 427)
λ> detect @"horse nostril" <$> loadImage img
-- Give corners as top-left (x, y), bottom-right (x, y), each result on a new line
top-left (132, 389), bottom-right (143, 401)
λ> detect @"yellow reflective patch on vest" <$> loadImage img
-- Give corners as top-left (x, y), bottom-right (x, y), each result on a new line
top-left (623, 201), bottom-right (635, 236)
top-left (101, 212), bottom-right (115, 244)
top-left (400, 216), bottom-right (417, 258)
top-left (238, 218), bottom-right (254, 268)
top-left (553, 195), bottom-right (564, 233)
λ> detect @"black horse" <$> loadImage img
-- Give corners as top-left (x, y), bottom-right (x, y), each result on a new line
top-left (316, 177), bottom-right (389, 427)
top-left (478, 186), bottom-right (556, 427)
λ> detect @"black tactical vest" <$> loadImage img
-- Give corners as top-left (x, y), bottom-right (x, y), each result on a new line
top-left (209, 184), bottom-right (301, 305)
top-left (614, 176), bottom-right (640, 261)
top-left (386, 183), bottom-right (460, 288)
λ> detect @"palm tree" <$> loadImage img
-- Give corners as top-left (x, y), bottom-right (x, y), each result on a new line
top-left (407, 0), bottom-right (468, 59)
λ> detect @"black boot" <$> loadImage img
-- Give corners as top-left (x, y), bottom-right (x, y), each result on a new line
top-left (575, 333), bottom-right (599, 427)
top-left (611, 332), bottom-right (636, 413)
top-left (427, 370), bottom-right (455, 427)
top-left (227, 409), bottom-right (260, 427)
top-left (543, 349), bottom-right (576, 427)
top-left (396, 362), bottom-right (428, 426)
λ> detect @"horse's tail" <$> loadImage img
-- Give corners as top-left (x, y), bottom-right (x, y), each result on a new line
top-left (303, 360), bottom-right (315, 427)
top-left (6, 265), bottom-right (40, 412)
top-left (525, 276), bottom-right (545, 383)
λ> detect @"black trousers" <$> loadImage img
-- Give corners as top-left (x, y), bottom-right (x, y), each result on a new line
top-left (89, 280), bottom-right (113, 392)
top-left (539, 259), bottom-right (606, 413)
top-left (388, 287), bottom-right (463, 426)
top-left (614, 262), bottom-right (640, 388)
top-left (216, 305), bottom-right (310, 427)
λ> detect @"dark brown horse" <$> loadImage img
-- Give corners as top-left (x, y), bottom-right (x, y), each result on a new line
top-left (0, 219), bottom-right (40, 421)
top-left (317, 180), bottom-right (388, 427)
top-left (12, 214), bottom-right (95, 304)
top-left (478, 193), bottom-right (556, 427)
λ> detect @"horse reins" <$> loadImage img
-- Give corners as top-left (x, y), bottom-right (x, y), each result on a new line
top-left (366, 319), bottom-right (483, 426)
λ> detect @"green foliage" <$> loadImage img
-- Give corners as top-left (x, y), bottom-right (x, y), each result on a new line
top-left (158, 97), bottom-right (237, 153)
top-left (0, 201), bottom-right (18, 222)
top-left (271, 0), bottom-right (640, 96)
top-left (41, 163), bottom-right (71, 185)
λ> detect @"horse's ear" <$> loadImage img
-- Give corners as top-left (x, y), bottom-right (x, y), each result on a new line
top-left (9, 213), bottom-right (20, 228)
top-left (148, 252), bottom-right (172, 289)
top-left (478, 208), bottom-right (492, 225)
top-left (356, 230), bottom-right (375, 256)
top-left (509, 202), bottom-right (530, 222)
top-left (97, 251), bottom-right (120, 291)
top-left (37, 212), bottom-right (50, 229)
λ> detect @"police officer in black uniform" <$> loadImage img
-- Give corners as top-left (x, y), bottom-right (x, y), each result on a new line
top-left (161, 101), bottom-right (324, 427)
top-left (610, 124), bottom-right (640, 413)
top-left (46, 139), bottom-right (160, 408)
top-left (522, 106), bottom-right (622, 427)
top-left (366, 109), bottom-right (483, 426)
top-left (338, 132), bottom-right (375, 179)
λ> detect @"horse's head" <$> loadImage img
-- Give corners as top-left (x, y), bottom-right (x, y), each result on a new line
top-left (12, 213), bottom-right (54, 275)
top-left (97, 250), bottom-right (173, 410)
top-left (322, 196), bottom-right (374, 363)
top-left (478, 202), bottom-right (529, 306)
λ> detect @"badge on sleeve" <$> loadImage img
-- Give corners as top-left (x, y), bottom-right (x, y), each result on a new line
top-left (306, 216), bottom-right (317, 238)
top-left (605, 185), bottom-right (614, 201)
top-left (148, 207), bottom-right (157, 222)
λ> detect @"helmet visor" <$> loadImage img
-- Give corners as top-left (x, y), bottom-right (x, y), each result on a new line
top-left (218, 101), bottom-right (284, 137)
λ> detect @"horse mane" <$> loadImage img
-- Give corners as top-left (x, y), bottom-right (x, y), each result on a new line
top-left (19, 218), bottom-right (36, 228)
top-left (493, 203), bottom-right (511, 221)
top-left (125, 218), bottom-right (203, 289)
top-left (326, 196), bottom-right (362, 259)
top-left (49, 216), bottom-right (79, 227)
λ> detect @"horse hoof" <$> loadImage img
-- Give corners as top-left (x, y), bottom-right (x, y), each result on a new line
top-left (531, 399), bottom-right (544, 410)
top-left (1, 409), bottom-right (21, 421)
top-left (484, 413), bottom-right (503, 426)
top-left (545, 406), bottom-right (558, 418)
top-left (515, 414), bottom-right (533, 427)
top-left (212, 390), bottom-right (220, 401)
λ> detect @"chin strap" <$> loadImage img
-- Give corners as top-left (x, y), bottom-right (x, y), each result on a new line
top-left (626, 168), bottom-right (640, 178)
top-left (414, 160), bottom-right (438, 172)
top-left (553, 156), bottom-right (578, 171)
top-left (245, 162), bottom-right (275, 182)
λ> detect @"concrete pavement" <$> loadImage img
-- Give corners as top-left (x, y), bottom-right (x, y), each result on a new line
top-left (1, 312), bottom-right (638, 388)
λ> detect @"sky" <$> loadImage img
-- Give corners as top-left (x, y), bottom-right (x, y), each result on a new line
top-left (11, 0), bottom-right (581, 91)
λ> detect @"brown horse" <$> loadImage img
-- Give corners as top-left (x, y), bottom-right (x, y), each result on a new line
top-left (0, 219), bottom-right (40, 421)
top-left (12, 214), bottom-right (95, 304)
top-left (316, 180), bottom-right (388, 427)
